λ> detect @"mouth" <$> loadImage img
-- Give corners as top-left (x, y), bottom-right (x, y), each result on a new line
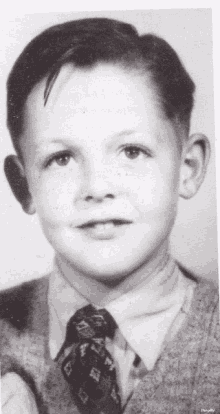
top-left (78, 219), bottom-right (132, 229)
top-left (76, 219), bottom-right (132, 239)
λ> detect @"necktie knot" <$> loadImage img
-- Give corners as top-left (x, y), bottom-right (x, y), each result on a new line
top-left (65, 304), bottom-right (117, 345)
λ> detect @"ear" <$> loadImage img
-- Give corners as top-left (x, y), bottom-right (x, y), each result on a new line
top-left (4, 155), bottom-right (36, 214)
top-left (179, 133), bottom-right (211, 199)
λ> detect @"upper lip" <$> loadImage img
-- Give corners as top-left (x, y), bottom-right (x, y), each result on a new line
top-left (77, 218), bottom-right (133, 228)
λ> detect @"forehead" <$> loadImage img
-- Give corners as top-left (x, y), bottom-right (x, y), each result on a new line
top-left (22, 63), bottom-right (176, 150)
top-left (25, 63), bottom-right (161, 117)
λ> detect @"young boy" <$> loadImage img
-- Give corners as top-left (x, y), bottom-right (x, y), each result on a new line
top-left (0, 17), bottom-right (219, 414)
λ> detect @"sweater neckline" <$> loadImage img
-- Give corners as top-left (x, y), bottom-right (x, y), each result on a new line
top-left (28, 269), bottom-right (218, 408)
top-left (125, 273), bottom-right (218, 410)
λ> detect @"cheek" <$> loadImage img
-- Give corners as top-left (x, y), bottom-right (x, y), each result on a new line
top-left (31, 175), bottom-right (78, 224)
top-left (128, 162), bottom-right (180, 217)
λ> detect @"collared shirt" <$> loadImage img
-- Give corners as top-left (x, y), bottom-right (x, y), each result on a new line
top-left (48, 255), bottom-right (195, 406)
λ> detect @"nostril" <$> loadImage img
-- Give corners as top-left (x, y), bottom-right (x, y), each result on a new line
top-left (84, 193), bottom-right (114, 202)
top-left (85, 195), bottom-right (93, 202)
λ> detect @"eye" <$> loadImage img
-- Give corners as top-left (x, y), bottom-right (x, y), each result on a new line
top-left (122, 145), bottom-right (150, 160)
top-left (46, 152), bottom-right (72, 168)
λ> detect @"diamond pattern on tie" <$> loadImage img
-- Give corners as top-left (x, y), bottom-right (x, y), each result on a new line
top-left (60, 304), bottom-right (121, 414)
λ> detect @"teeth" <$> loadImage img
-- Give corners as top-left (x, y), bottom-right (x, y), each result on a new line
top-left (93, 222), bottom-right (115, 231)
top-left (79, 219), bottom-right (129, 230)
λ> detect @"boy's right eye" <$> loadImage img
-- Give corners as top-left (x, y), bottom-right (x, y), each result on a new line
top-left (45, 152), bottom-right (71, 168)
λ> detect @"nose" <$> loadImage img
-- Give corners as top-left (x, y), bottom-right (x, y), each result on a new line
top-left (76, 162), bottom-right (118, 206)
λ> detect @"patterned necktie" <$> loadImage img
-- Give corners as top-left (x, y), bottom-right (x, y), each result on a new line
top-left (59, 304), bottom-right (122, 414)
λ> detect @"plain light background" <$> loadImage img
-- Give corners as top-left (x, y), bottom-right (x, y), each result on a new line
top-left (0, 8), bottom-right (218, 290)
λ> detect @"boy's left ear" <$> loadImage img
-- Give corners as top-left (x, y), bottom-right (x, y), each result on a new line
top-left (4, 155), bottom-right (36, 214)
top-left (179, 133), bottom-right (211, 199)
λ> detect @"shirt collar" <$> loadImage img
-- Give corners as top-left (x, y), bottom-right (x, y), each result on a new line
top-left (106, 261), bottom-right (190, 367)
top-left (48, 255), bottom-right (190, 369)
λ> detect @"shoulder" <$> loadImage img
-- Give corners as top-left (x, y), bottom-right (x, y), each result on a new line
top-left (178, 262), bottom-right (219, 333)
top-left (177, 267), bottom-right (220, 402)
top-left (0, 276), bottom-right (49, 331)
top-left (177, 263), bottom-right (219, 341)
top-left (177, 262), bottom-right (219, 304)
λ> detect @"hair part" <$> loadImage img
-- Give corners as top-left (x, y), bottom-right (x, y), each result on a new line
top-left (7, 18), bottom-right (195, 157)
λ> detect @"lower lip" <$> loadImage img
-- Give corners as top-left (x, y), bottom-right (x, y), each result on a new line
top-left (77, 222), bottom-right (131, 240)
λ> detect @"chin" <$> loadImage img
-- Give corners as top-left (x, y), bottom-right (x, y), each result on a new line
top-left (72, 254), bottom-right (148, 286)
top-left (83, 267), bottom-right (133, 287)
top-left (81, 262), bottom-right (132, 280)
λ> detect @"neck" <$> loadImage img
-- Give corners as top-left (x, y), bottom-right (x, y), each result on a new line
top-left (55, 240), bottom-right (171, 306)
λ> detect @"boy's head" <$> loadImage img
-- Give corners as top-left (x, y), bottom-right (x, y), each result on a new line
top-left (4, 18), bottom-right (210, 285)
top-left (7, 18), bottom-right (195, 158)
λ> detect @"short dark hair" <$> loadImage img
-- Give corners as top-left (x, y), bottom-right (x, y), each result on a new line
top-left (7, 17), bottom-right (195, 157)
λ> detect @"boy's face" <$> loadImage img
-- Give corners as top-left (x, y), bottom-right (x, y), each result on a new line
top-left (20, 64), bottom-right (183, 283)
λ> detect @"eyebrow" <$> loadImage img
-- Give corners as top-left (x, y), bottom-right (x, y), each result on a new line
top-left (36, 129), bottom-right (140, 149)
top-left (53, 129), bottom-right (136, 142)
top-left (114, 129), bottom-right (137, 138)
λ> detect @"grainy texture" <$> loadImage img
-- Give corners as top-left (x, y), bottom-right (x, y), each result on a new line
top-left (0, 268), bottom-right (219, 414)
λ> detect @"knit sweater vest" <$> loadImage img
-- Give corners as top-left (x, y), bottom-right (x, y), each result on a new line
top-left (0, 266), bottom-right (219, 414)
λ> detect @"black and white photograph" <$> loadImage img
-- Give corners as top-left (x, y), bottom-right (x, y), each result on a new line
top-left (0, 6), bottom-right (219, 414)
